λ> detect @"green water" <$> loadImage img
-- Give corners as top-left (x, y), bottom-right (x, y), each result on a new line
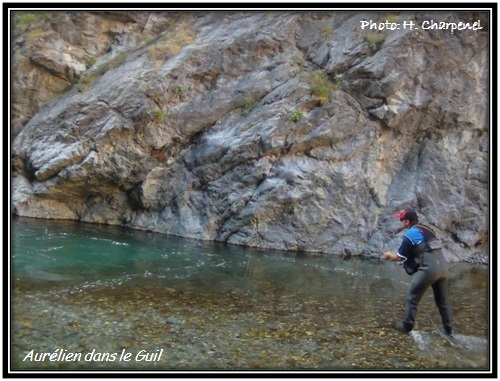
top-left (10, 217), bottom-right (490, 373)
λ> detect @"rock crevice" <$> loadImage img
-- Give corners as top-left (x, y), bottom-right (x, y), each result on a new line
top-left (11, 11), bottom-right (490, 263)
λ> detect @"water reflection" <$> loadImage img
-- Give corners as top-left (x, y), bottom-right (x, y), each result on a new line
top-left (10, 217), bottom-right (490, 371)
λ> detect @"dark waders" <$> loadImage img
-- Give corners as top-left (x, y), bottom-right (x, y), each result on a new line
top-left (403, 250), bottom-right (453, 332)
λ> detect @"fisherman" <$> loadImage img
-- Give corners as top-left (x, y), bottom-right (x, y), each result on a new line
top-left (384, 209), bottom-right (453, 335)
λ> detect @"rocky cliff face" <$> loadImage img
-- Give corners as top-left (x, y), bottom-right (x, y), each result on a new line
top-left (11, 11), bottom-right (490, 262)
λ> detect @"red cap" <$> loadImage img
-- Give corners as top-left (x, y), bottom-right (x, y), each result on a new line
top-left (396, 209), bottom-right (418, 221)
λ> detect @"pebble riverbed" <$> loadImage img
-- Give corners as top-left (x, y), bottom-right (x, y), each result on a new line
top-left (10, 217), bottom-right (490, 372)
top-left (12, 274), bottom-right (489, 371)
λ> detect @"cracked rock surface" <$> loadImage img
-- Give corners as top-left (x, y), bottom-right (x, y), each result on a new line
top-left (11, 11), bottom-right (489, 262)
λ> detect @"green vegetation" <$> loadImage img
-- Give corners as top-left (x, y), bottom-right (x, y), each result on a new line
top-left (308, 71), bottom-right (330, 104)
top-left (12, 12), bottom-right (43, 37)
top-left (78, 52), bottom-right (128, 87)
top-left (384, 13), bottom-right (401, 24)
top-left (289, 109), bottom-right (303, 123)
top-left (147, 22), bottom-right (196, 65)
top-left (85, 56), bottom-right (97, 69)
top-left (12, 11), bottom-right (61, 38)
top-left (306, 70), bottom-right (340, 105)
top-left (293, 54), bottom-right (305, 67)
top-left (79, 73), bottom-right (100, 86)
top-left (320, 19), bottom-right (334, 39)
top-left (13, 12), bottom-right (38, 29)
top-left (364, 32), bottom-right (386, 53)
top-left (152, 108), bottom-right (168, 122)
top-left (239, 97), bottom-right (258, 116)
top-left (478, 125), bottom-right (489, 137)
top-left (175, 85), bottom-right (186, 94)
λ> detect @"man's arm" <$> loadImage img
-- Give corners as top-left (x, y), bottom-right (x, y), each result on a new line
top-left (384, 252), bottom-right (404, 261)
top-left (384, 236), bottom-right (412, 262)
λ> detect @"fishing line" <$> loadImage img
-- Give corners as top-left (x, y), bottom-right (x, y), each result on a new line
top-left (421, 307), bottom-right (465, 348)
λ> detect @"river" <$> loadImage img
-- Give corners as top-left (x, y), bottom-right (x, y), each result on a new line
top-left (10, 217), bottom-right (490, 374)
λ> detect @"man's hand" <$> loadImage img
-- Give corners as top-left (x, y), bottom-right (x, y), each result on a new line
top-left (384, 252), bottom-right (400, 261)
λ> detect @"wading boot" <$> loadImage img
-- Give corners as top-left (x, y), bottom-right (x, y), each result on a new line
top-left (392, 322), bottom-right (412, 334)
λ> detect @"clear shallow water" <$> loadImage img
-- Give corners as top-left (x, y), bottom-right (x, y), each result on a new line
top-left (10, 217), bottom-right (490, 372)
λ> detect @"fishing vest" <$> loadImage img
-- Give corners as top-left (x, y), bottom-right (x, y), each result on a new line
top-left (403, 224), bottom-right (443, 275)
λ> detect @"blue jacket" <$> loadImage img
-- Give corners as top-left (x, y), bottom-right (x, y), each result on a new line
top-left (397, 224), bottom-right (437, 261)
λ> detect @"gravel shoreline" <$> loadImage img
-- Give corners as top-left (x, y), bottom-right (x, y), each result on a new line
top-left (11, 279), bottom-right (489, 371)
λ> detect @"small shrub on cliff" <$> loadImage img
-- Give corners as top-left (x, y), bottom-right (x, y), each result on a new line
top-left (175, 85), bottom-right (186, 94)
top-left (240, 98), bottom-right (257, 116)
top-left (152, 108), bottom-right (168, 122)
top-left (293, 54), bottom-right (305, 67)
top-left (384, 13), bottom-right (401, 24)
top-left (13, 12), bottom-right (66, 40)
top-left (478, 125), bottom-right (489, 137)
top-left (307, 70), bottom-right (340, 105)
top-left (85, 56), bottom-right (97, 69)
top-left (320, 19), bottom-right (334, 39)
top-left (79, 73), bottom-right (99, 86)
top-left (13, 12), bottom-right (38, 35)
top-left (147, 25), bottom-right (196, 65)
top-left (289, 109), bottom-right (303, 123)
top-left (78, 51), bottom-right (128, 87)
top-left (364, 31), bottom-right (386, 53)
top-left (12, 12), bottom-right (52, 37)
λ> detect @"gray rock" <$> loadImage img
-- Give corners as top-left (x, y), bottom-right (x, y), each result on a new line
top-left (11, 11), bottom-right (489, 263)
